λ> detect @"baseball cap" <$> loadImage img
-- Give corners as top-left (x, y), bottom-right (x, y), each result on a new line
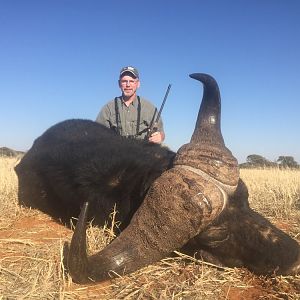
top-left (120, 66), bottom-right (139, 79)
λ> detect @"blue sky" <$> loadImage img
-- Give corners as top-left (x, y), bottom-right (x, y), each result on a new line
top-left (1, 0), bottom-right (299, 163)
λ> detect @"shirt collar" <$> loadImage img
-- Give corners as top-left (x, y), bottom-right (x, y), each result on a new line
top-left (120, 96), bottom-right (139, 108)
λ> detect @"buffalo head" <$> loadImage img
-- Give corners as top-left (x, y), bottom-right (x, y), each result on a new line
top-left (65, 73), bottom-right (241, 283)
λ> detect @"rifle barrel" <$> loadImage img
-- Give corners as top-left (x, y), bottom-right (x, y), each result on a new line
top-left (155, 84), bottom-right (171, 123)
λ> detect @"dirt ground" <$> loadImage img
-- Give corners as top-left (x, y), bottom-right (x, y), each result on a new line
top-left (1, 210), bottom-right (299, 299)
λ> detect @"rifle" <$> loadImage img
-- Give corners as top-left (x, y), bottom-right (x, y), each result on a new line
top-left (146, 84), bottom-right (171, 139)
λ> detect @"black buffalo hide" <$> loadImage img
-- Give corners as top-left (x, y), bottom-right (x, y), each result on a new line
top-left (15, 119), bottom-right (175, 229)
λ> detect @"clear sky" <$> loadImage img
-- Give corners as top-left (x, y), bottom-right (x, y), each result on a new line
top-left (1, 0), bottom-right (299, 163)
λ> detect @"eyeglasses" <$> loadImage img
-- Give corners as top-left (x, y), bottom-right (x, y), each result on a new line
top-left (120, 79), bottom-right (138, 85)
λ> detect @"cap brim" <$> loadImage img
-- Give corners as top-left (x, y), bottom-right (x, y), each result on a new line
top-left (120, 71), bottom-right (138, 78)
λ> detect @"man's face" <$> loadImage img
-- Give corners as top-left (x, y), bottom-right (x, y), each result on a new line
top-left (119, 74), bottom-right (140, 98)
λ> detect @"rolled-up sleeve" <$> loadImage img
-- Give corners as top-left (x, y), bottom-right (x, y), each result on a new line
top-left (96, 103), bottom-right (114, 129)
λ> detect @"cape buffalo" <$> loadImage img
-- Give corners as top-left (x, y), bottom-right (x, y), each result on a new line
top-left (15, 73), bottom-right (300, 284)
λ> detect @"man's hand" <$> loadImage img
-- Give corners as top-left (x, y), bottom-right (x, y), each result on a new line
top-left (149, 131), bottom-right (165, 144)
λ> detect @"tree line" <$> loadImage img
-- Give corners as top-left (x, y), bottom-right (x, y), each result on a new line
top-left (1, 146), bottom-right (299, 170)
top-left (239, 154), bottom-right (299, 169)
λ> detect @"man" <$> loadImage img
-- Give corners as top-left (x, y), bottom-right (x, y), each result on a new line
top-left (96, 66), bottom-right (165, 143)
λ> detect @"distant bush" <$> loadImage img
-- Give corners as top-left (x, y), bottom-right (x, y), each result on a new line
top-left (0, 147), bottom-right (24, 157)
top-left (240, 154), bottom-right (299, 169)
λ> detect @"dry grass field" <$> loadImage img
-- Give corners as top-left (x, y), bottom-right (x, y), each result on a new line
top-left (0, 155), bottom-right (299, 299)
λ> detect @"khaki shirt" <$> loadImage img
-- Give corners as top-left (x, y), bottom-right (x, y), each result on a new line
top-left (96, 96), bottom-right (164, 140)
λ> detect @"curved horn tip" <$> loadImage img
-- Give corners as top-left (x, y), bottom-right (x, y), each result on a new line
top-left (189, 73), bottom-right (216, 82)
top-left (65, 201), bottom-right (90, 283)
top-left (82, 201), bottom-right (89, 212)
top-left (189, 73), bottom-right (205, 79)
